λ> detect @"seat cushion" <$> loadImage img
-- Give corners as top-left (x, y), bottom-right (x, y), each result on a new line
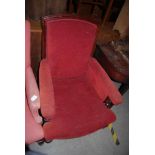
top-left (43, 76), bottom-right (116, 140)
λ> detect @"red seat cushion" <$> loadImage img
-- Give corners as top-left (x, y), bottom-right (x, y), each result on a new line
top-left (43, 76), bottom-right (116, 140)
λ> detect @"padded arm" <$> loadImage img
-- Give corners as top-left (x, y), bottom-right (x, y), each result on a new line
top-left (39, 59), bottom-right (55, 121)
top-left (87, 58), bottom-right (123, 105)
top-left (26, 66), bottom-right (42, 123)
top-left (25, 97), bottom-right (44, 144)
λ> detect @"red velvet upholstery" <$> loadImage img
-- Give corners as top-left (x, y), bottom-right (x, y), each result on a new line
top-left (40, 16), bottom-right (122, 141)
top-left (43, 72), bottom-right (116, 140)
top-left (25, 20), bottom-right (44, 144)
top-left (39, 59), bottom-right (56, 121)
top-left (43, 16), bottom-right (97, 78)
top-left (87, 58), bottom-right (122, 104)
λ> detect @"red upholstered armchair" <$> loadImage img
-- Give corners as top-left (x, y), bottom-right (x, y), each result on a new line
top-left (39, 16), bottom-right (123, 141)
top-left (25, 20), bottom-right (44, 144)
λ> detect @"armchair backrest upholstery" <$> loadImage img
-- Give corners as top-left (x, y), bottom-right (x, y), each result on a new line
top-left (42, 16), bottom-right (98, 78)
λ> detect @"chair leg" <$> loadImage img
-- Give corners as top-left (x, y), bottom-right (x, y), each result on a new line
top-left (45, 140), bottom-right (53, 143)
top-left (37, 139), bottom-right (53, 145)
top-left (38, 140), bottom-right (45, 146)
top-left (25, 144), bottom-right (30, 152)
top-left (119, 80), bottom-right (129, 95)
top-left (107, 123), bottom-right (120, 145)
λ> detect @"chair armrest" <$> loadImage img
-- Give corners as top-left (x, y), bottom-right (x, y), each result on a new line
top-left (87, 58), bottom-right (123, 105)
top-left (25, 66), bottom-right (42, 123)
top-left (39, 59), bottom-right (55, 121)
top-left (25, 97), bottom-right (44, 144)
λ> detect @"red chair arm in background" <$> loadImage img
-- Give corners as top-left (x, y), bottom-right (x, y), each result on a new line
top-left (25, 97), bottom-right (44, 144)
top-left (25, 20), bottom-right (44, 144)
top-left (25, 19), bottom-right (42, 124)
top-left (25, 66), bottom-right (42, 123)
